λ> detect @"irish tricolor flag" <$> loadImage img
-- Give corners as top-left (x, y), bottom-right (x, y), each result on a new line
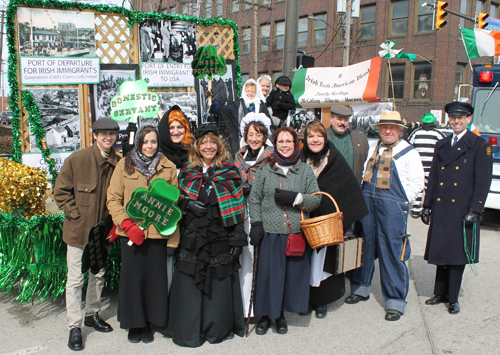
top-left (461, 28), bottom-right (500, 59)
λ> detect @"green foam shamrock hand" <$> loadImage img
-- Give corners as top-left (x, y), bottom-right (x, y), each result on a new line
top-left (191, 45), bottom-right (227, 79)
top-left (125, 178), bottom-right (182, 236)
top-left (110, 79), bottom-right (159, 123)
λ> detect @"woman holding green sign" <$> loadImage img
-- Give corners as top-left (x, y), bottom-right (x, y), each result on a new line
top-left (107, 125), bottom-right (180, 344)
top-left (166, 124), bottom-right (247, 347)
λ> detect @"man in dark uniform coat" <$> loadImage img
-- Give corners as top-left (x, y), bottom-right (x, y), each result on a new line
top-left (421, 102), bottom-right (492, 314)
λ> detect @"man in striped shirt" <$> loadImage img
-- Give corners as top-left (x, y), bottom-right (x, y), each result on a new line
top-left (408, 113), bottom-right (446, 217)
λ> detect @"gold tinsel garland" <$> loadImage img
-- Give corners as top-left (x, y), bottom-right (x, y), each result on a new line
top-left (0, 157), bottom-right (47, 218)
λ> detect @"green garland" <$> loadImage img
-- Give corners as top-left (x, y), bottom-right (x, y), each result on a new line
top-left (7, 0), bottom-right (242, 163)
top-left (21, 90), bottom-right (59, 181)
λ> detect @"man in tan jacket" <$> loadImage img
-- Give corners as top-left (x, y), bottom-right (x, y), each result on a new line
top-left (54, 117), bottom-right (120, 351)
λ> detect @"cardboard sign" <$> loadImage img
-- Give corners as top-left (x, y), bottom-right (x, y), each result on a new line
top-left (125, 179), bottom-right (182, 236)
top-left (191, 45), bottom-right (227, 79)
top-left (141, 62), bottom-right (194, 87)
top-left (110, 79), bottom-right (159, 123)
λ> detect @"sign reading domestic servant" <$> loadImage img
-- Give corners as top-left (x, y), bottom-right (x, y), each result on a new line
top-left (110, 79), bottom-right (159, 123)
top-left (292, 57), bottom-right (382, 108)
top-left (20, 56), bottom-right (100, 85)
top-left (141, 62), bottom-right (194, 87)
top-left (125, 178), bottom-right (182, 236)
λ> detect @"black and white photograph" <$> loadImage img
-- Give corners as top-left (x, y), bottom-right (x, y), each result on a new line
top-left (157, 92), bottom-right (197, 123)
top-left (195, 61), bottom-right (236, 124)
top-left (27, 88), bottom-right (81, 152)
top-left (140, 19), bottom-right (197, 63)
top-left (351, 102), bottom-right (393, 139)
top-left (90, 64), bottom-right (139, 130)
top-left (17, 8), bottom-right (95, 57)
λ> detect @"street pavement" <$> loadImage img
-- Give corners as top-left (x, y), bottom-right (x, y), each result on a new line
top-left (2, 210), bottom-right (500, 355)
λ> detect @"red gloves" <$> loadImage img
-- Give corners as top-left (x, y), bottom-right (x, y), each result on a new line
top-left (106, 225), bottom-right (120, 243)
top-left (120, 218), bottom-right (145, 245)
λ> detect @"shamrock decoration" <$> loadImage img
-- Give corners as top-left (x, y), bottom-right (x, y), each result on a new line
top-left (110, 79), bottom-right (159, 123)
top-left (191, 45), bottom-right (227, 79)
top-left (125, 178), bottom-right (182, 236)
top-left (378, 41), bottom-right (401, 59)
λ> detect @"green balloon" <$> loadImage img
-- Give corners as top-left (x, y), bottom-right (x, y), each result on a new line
top-left (125, 179), bottom-right (182, 236)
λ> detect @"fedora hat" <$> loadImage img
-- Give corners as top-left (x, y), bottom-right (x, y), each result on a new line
top-left (372, 111), bottom-right (406, 128)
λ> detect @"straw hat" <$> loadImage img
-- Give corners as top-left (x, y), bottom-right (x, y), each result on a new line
top-left (372, 111), bottom-right (406, 128)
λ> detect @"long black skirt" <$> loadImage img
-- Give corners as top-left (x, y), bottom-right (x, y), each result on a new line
top-left (166, 270), bottom-right (245, 347)
top-left (309, 273), bottom-right (345, 306)
top-left (117, 237), bottom-right (169, 329)
top-left (253, 233), bottom-right (311, 319)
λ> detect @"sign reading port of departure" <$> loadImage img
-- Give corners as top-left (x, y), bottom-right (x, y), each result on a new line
top-left (141, 62), bottom-right (194, 87)
top-left (20, 56), bottom-right (100, 85)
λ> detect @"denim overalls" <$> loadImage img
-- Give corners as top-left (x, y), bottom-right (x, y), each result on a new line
top-left (350, 145), bottom-right (413, 313)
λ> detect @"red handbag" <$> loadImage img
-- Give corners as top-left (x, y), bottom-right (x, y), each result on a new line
top-left (278, 175), bottom-right (306, 257)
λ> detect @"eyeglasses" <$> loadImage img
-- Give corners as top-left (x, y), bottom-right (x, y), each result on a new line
top-left (277, 140), bottom-right (294, 145)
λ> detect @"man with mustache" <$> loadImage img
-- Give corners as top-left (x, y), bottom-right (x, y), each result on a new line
top-left (327, 105), bottom-right (369, 184)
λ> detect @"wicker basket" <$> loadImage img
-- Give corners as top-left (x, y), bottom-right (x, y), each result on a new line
top-left (300, 191), bottom-right (344, 249)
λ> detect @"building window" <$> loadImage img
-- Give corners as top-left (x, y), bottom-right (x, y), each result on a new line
top-left (241, 73), bottom-right (250, 83)
top-left (390, 0), bottom-right (409, 36)
top-left (455, 64), bottom-right (469, 100)
top-left (312, 13), bottom-right (327, 45)
top-left (476, 0), bottom-right (485, 13)
top-left (460, 0), bottom-right (471, 28)
top-left (386, 64), bottom-right (405, 100)
top-left (182, 5), bottom-right (188, 15)
top-left (359, 4), bottom-right (376, 39)
top-left (262, 0), bottom-right (270, 5)
top-left (215, 0), bottom-right (223, 16)
top-left (275, 21), bottom-right (285, 50)
top-left (297, 17), bottom-right (308, 47)
top-left (260, 24), bottom-right (270, 51)
top-left (490, 3), bottom-right (499, 18)
top-left (416, 0), bottom-right (433, 33)
top-left (205, 0), bottom-right (212, 18)
top-left (244, 0), bottom-right (251, 10)
top-left (241, 28), bottom-right (251, 54)
top-left (232, 0), bottom-right (239, 12)
top-left (411, 63), bottom-right (432, 100)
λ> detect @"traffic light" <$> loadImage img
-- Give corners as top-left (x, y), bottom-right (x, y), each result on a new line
top-left (478, 12), bottom-right (489, 29)
top-left (435, 1), bottom-right (448, 29)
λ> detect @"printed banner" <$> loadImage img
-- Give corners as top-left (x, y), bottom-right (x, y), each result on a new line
top-left (292, 57), bottom-right (382, 108)
top-left (141, 62), bottom-right (194, 87)
top-left (20, 56), bottom-right (100, 85)
top-left (22, 151), bottom-right (73, 180)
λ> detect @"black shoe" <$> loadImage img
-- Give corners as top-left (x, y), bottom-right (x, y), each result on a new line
top-left (68, 327), bottom-right (84, 351)
top-left (128, 328), bottom-right (141, 343)
top-left (84, 313), bottom-right (113, 332)
top-left (385, 309), bottom-right (402, 321)
top-left (315, 305), bottom-right (327, 319)
top-left (448, 302), bottom-right (460, 314)
top-left (255, 316), bottom-right (271, 335)
top-left (345, 294), bottom-right (370, 304)
top-left (141, 324), bottom-right (154, 343)
top-left (425, 295), bottom-right (449, 305)
top-left (275, 316), bottom-right (288, 334)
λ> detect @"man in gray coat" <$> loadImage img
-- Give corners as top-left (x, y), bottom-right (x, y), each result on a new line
top-left (54, 118), bottom-right (120, 351)
top-left (327, 105), bottom-right (369, 183)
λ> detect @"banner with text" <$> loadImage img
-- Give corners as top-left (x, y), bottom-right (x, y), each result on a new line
top-left (20, 57), bottom-right (100, 85)
top-left (141, 62), bottom-right (194, 87)
top-left (292, 57), bottom-right (382, 108)
top-left (22, 151), bottom-right (73, 180)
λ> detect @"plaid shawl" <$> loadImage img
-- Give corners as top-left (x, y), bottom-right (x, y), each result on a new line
top-left (234, 145), bottom-right (273, 184)
top-left (179, 160), bottom-right (244, 227)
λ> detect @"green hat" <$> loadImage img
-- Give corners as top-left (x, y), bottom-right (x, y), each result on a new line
top-left (421, 113), bottom-right (436, 124)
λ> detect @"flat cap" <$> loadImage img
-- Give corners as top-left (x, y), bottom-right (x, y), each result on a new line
top-left (330, 105), bottom-right (352, 117)
top-left (275, 75), bottom-right (292, 87)
top-left (445, 102), bottom-right (474, 116)
top-left (92, 117), bottom-right (120, 132)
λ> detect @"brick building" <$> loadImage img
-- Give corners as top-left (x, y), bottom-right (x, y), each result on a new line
top-left (144, 0), bottom-right (497, 123)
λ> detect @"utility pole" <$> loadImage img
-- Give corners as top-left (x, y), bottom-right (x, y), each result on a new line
top-left (283, 0), bottom-right (298, 78)
top-left (343, 0), bottom-right (351, 66)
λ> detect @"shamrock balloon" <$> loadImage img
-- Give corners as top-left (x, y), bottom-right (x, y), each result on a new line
top-left (191, 45), bottom-right (227, 79)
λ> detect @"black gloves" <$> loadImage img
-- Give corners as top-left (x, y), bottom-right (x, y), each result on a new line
top-left (242, 183), bottom-right (252, 196)
top-left (186, 200), bottom-right (208, 217)
top-left (229, 246), bottom-right (242, 260)
top-left (274, 188), bottom-right (298, 206)
top-left (463, 209), bottom-right (479, 225)
top-left (421, 207), bottom-right (431, 225)
top-left (249, 221), bottom-right (265, 246)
